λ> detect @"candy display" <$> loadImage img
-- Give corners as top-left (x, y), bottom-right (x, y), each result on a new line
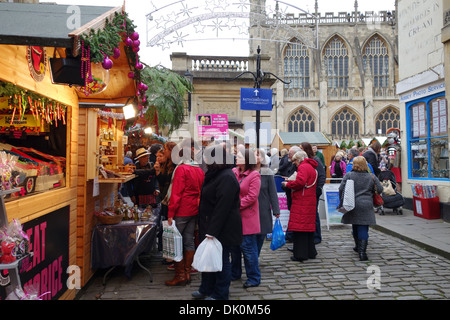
top-left (0, 219), bottom-right (30, 264)
top-left (94, 199), bottom-right (157, 225)
top-left (0, 151), bottom-right (20, 192)
top-left (6, 283), bottom-right (48, 300)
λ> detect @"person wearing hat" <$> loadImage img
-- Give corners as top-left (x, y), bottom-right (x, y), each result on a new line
top-left (127, 147), bottom-right (160, 207)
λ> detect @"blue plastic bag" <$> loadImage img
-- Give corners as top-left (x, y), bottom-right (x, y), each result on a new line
top-left (270, 218), bottom-right (285, 250)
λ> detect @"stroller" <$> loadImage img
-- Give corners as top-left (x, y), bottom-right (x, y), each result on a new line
top-left (377, 169), bottom-right (405, 215)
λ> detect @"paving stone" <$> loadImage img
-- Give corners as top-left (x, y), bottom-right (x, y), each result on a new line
top-left (76, 224), bottom-right (450, 301)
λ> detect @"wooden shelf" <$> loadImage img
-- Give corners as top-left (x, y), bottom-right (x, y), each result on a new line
top-left (98, 174), bottom-right (135, 184)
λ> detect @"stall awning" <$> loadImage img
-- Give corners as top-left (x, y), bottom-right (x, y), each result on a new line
top-left (276, 132), bottom-right (331, 146)
top-left (0, 3), bottom-right (138, 104)
top-left (0, 3), bottom-right (119, 49)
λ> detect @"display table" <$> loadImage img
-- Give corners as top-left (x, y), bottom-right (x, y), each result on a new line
top-left (91, 208), bottom-right (160, 285)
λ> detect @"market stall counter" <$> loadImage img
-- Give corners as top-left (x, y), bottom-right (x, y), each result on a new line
top-left (91, 207), bottom-right (160, 285)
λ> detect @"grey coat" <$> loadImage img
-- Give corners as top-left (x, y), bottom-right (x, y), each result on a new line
top-left (258, 167), bottom-right (281, 234)
top-left (339, 171), bottom-right (383, 226)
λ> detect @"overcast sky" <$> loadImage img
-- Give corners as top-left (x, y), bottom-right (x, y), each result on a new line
top-left (40, 0), bottom-right (396, 68)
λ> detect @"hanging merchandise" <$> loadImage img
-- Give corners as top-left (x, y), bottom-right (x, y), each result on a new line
top-left (0, 81), bottom-right (67, 133)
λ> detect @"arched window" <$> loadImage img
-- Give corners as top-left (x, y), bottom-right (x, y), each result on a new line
top-left (283, 38), bottom-right (310, 90)
top-left (323, 36), bottom-right (349, 89)
top-left (331, 107), bottom-right (359, 139)
top-left (376, 107), bottom-right (400, 135)
top-left (363, 35), bottom-right (389, 88)
top-left (288, 108), bottom-right (315, 132)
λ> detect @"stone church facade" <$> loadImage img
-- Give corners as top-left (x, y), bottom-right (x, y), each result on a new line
top-left (170, 0), bottom-right (400, 144)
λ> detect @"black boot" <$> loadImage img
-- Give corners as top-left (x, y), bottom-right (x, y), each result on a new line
top-left (358, 240), bottom-right (368, 261)
top-left (353, 237), bottom-right (358, 253)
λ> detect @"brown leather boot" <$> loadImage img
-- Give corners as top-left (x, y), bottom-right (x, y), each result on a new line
top-left (165, 260), bottom-right (187, 286)
top-left (184, 250), bottom-right (195, 284)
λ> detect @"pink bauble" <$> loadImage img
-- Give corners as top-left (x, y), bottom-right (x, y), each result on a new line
top-left (113, 48), bottom-right (121, 59)
top-left (130, 32), bottom-right (139, 41)
top-left (102, 57), bottom-right (113, 70)
top-left (124, 37), bottom-right (133, 47)
top-left (135, 63), bottom-right (143, 70)
top-left (133, 46), bottom-right (140, 53)
top-left (128, 72), bottom-right (135, 79)
top-left (132, 40), bottom-right (140, 48)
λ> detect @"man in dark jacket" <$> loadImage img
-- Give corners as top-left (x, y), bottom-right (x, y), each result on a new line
top-left (128, 147), bottom-right (159, 207)
top-left (363, 141), bottom-right (381, 177)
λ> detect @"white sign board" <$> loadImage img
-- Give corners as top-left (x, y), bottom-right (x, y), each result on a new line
top-left (323, 183), bottom-right (343, 230)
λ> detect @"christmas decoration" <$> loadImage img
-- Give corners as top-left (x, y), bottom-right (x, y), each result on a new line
top-left (78, 11), bottom-right (147, 101)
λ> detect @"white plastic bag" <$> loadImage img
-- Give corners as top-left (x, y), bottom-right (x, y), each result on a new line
top-left (192, 237), bottom-right (223, 272)
top-left (162, 220), bottom-right (183, 262)
top-left (338, 179), bottom-right (355, 213)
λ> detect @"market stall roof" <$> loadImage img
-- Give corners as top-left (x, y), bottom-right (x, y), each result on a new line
top-left (274, 132), bottom-right (331, 146)
top-left (0, 3), bottom-right (120, 49)
top-left (0, 3), bottom-right (138, 104)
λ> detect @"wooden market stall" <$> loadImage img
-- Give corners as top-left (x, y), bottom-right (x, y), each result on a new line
top-left (271, 132), bottom-right (337, 178)
top-left (0, 3), bottom-right (142, 299)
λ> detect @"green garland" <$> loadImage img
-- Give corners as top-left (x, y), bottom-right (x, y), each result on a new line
top-left (80, 12), bottom-right (136, 64)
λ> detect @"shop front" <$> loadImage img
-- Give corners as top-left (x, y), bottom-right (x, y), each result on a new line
top-left (396, 0), bottom-right (449, 222)
top-left (0, 3), bottom-right (142, 299)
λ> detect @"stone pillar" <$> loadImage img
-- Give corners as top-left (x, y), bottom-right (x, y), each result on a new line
top-left (319, 62), bottom-right (328, 133)
top-left (363, 63), bottom-right (374, 136)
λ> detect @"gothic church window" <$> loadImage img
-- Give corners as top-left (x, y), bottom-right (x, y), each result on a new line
top-left (362, 35), bottom-right (389, 88)
top-left (331, 107), bottom-right (359, 139)
top-left (288, 108), bottom-right (315, 132)
top-left (323, 36), bottom-right (349, 89)
top-left (283, 38), bottom-right (310, 90)
top-left (376, 107), bottom-right (400, 135)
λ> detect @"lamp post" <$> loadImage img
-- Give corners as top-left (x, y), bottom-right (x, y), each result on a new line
top-left (227, 47), bottom-right (289, 149)
top-left (184, 69), bottom-right (193, 114)
top-left (184, 69), bottom-right (194, 138)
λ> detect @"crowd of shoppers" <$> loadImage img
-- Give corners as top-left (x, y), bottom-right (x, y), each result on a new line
top-left (121, 138), bottom-right (386, 299)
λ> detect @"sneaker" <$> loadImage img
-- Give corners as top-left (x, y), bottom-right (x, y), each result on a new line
top-left (192, 291), bottom-right (208, 299)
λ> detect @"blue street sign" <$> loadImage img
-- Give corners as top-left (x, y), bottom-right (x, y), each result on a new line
top-left (240, 88), bottom-right (273, 111)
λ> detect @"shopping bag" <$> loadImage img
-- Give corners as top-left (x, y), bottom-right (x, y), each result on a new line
top-left (270, 218), bottom-right (285, 251)
top-left (192, 237), bottom-right (223, 272)
top-left (381, 180), bottom-right (396, 196)
top-left (162, 220), bottom-right (183, 262)
top-left (338, 179), bottom-right (355, 213)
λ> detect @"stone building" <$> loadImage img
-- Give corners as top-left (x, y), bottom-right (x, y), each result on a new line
top-left (170, 0), bottom-right (399, 145)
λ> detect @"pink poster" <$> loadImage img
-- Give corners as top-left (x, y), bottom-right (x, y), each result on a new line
top-left (197, 114), bottom-right (229, 141)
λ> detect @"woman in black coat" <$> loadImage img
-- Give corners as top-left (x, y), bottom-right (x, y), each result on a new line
top-left (192, 144), bottom-right (243, 300)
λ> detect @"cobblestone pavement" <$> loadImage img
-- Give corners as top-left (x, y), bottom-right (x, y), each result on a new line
top-left (77, 224), bottom-right (450, 300)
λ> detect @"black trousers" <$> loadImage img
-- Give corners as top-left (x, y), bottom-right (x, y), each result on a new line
top-left (292, 231), bottom-right (317, 260)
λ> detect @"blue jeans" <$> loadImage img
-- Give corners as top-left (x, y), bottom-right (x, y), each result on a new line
top-left (256, 234), bottom-right (266, 257)
top-left (240, 235), bottom-right (261, 286)
top-left (352, 225), bottom-right (369, 241)
top-left (198, 245), bottom-right (233, 300)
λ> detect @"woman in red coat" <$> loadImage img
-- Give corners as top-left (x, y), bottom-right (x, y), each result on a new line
top-left (282, 150), bottom-right (318, 262)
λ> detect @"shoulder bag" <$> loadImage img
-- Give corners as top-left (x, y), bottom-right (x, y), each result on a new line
top-left (372, 175), bottom-right (384, 207)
